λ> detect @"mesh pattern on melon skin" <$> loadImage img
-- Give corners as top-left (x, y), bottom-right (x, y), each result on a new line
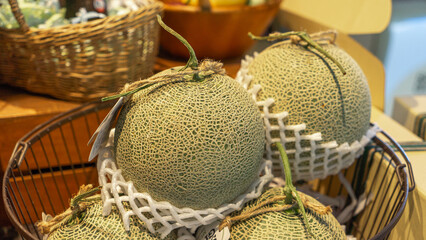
top-left (114, 73), bottom-right (265, 210)
top-left (236, 54), bottom-right (381, 181)
top-left (97, 128), bottom-right (274, 239)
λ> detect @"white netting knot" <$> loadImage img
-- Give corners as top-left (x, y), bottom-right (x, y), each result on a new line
top-left (236, 54), bottom-right (381, 181)
top-left (97, 128), bottom-right (273, 239)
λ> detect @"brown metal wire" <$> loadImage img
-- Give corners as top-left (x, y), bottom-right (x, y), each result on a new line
top-left (2, 102), bottom-right (416, 240)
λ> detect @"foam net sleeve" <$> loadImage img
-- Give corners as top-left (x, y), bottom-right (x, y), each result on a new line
top-left (97, 129), bottom-right (274, 239)
top-left (236, 54), bottom-right (381, 181)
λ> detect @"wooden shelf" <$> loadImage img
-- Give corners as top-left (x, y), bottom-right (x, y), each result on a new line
top-left (0, 86), bottom-right (80, 170)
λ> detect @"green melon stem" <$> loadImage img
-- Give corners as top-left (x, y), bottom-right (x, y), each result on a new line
top-left (157, 15), bottom-right (199, 73)
top-left (101, 16), bottom-right (203, 102)
top-left (276, 142), bottom-right (316, 239)
top-left (249, 31), bottom-right (346, 76)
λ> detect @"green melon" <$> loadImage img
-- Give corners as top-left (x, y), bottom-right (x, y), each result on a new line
top-left (228, 187), bottom-right (346, 240)
top-left (248, 38), bottom-right (371, 144)
top-left (114, 69), bottom-right (265, 209)
top-left (225, 142), bottom-right (346, 240)
top-left (114, 16), bottom-right (265, 209)
top-left (113, 16), bottom-right (265, 210)
top-left (47, 200), bottom-right (176, 240)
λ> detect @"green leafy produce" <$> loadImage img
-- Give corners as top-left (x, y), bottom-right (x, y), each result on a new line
top-left (0, 0), bottom-right (68, 29)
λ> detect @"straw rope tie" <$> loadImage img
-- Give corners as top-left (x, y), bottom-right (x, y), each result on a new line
top-left (120, 59), bottom-right (226, 95)
top-left (265, 30), bottom-right (338, 49)
top-left (218, 193), bottom-right (332, 231)
top-left (37, 184), bottom-right (102, 235)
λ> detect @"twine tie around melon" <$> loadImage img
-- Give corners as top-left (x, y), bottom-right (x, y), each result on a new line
top-left (108, 59), bottom-right (227, 101)
top-left (218, 193), bottom-right (332, 231)
top-left (251, 30), bottom-right (345, 75)
top-left (37, 184), bottom-right (101, 235)
top-left (219, 143), bottom-right (334, 239)
top-left (267, 30), bottom-right (337, 46)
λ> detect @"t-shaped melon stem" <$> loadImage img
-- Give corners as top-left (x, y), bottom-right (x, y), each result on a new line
top-left (101, 15), bottom-right (206, 101)
top-left (276, 142), bottom-right (316, 239)
top-left (249, 32), bottom-right (346, 76)
top-left (157, 15), bottom-right (203, 81)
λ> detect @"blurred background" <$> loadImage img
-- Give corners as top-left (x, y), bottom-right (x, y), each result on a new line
top-left (351, 0), bottom-right (426, 117)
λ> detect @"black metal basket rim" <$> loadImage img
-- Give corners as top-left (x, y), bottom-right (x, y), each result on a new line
top-left (2, 101), bottom-right (416, 240)
top-left (7, 100), bottom-right (110, 168)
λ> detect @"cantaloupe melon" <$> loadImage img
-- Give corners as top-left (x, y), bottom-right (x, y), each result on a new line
top-left (47, 200), bottom-right (176, 240)
top-left (248, 35), bottom-right (371, 145)
top-left (113, 16), bottom-right (265, 210)
top-left (227, 187), bottom-right (346, 240)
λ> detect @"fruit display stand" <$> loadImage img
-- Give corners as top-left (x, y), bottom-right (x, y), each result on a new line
top-left (0, 20), bottom-right (421, 239)
top-left (0, 0), bottom-right (424, 238)
top-left (1, 98), bottom-right (415, 239)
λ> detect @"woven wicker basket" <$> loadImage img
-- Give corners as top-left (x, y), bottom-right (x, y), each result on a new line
top-left (0, 0), bottom-right (163, 102)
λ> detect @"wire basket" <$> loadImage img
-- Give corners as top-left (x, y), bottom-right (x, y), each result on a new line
top-left (2, 101), bottom-right (415, 240)
top-left (0, 0), bottom-right (162, 102)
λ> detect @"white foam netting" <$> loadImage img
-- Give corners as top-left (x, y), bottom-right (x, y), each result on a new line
top-left (97, 128), bottom-right (273, 239)
top-left (236, 53), bottom-right (381, 181)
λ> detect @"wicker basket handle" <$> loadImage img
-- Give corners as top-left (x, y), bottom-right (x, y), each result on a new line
top-left (8, 0), bottom-right (30, 32)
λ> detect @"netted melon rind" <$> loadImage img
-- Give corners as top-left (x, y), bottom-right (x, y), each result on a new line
top-left (236, 53), bottom-right (380, 181)
top-left (47, 200), bottom-right (176, 240)
top-left (98, 128), bottom-right (274, 238)
top-left (247, 43), bottom-right (371, 144)
top-left (229, 187), bottom-right (346, 240)
top-left (114, 72), bottom-right (265, 210)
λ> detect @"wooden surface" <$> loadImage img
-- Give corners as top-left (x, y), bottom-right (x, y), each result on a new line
top-left (0, 86), bottom-right (80, 171)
